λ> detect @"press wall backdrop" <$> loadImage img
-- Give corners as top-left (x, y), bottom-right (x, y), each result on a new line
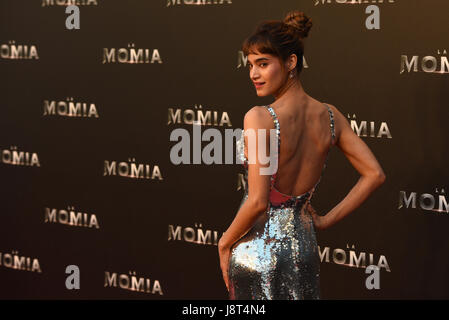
top-left (0, 0), bottom-right (448, 299)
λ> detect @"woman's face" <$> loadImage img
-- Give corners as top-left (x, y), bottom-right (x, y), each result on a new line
top-left (247, 51), bottom-right (287, 97)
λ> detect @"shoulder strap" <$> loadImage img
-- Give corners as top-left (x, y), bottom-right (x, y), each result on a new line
top-left (324, 103), bottom-right (336, 145)
top-left (264, 105), bottom-right (280, 189)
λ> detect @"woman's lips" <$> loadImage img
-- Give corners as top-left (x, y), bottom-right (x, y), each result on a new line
top-left (254, 82), bottom-right (265, 89)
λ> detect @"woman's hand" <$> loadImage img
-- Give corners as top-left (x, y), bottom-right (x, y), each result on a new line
top-left (307, 203), bottom-right (330, 231)
top-left (218, 238), bottom-right (232, 292)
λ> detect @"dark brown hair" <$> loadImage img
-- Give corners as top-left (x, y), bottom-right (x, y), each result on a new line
top-left (242, 10), bottom-right (313, 76)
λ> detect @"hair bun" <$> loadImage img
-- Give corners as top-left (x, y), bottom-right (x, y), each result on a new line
top-left (283, 10), bottom-right (312, 38)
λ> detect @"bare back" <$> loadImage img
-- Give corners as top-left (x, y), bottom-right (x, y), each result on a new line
top-left (269, 99), bottom-right (336, 197)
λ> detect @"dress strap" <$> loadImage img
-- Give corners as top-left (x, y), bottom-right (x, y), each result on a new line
top-left (324, 103), bottom-right (336, 145)
top-left (264, 105), bottom-right (280, 190)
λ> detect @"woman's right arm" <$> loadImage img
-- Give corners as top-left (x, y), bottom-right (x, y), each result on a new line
top-left (318, 104), bottom-right (386, 230)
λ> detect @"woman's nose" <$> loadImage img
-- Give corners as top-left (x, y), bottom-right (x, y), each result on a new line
top-left (250, 68), bottom-right (259, 80)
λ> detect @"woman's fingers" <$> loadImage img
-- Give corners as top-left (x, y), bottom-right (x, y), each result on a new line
top-left (219, 250), bottom-right (230, 291)
top-left (224, 272), bottom-right (229, 291)
top-left (307, 204), bottom-right (322, 230)
top-left (222, 267), bottom-right (229, 291)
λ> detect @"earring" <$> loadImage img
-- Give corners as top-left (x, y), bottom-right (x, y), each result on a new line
top-left (289, 70), bottom-right (294, 78)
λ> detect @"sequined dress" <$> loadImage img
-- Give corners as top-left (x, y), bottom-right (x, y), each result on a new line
top-left (228, 103), bottom-right (335, 300)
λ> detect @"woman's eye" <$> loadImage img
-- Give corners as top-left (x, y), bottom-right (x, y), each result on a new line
top-left (248, 63), bottom-right (266, 68)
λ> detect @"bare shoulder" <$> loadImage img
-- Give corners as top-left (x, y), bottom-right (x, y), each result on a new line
top-left (322, 103), bottom-right (350, 145)
top-left (323, 102), bottom-right (386, 179)
top-left (323, 103), bottom-right (343, 122)
top-left (243, 105), bottom-right (273, 129)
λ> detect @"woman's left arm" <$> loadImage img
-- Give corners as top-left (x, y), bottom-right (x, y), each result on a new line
top-left (218, 106), bottom-right (274, 290)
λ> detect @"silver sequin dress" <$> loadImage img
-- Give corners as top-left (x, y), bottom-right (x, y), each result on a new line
top-left (228, 103), bottom-right (335, 300)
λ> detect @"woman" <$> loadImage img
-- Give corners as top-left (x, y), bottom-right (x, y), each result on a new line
top-left (218, 10), bottom-right (386, 299)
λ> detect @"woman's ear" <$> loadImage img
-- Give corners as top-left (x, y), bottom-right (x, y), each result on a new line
top-left (289, 53), bottom-right (298, 71)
